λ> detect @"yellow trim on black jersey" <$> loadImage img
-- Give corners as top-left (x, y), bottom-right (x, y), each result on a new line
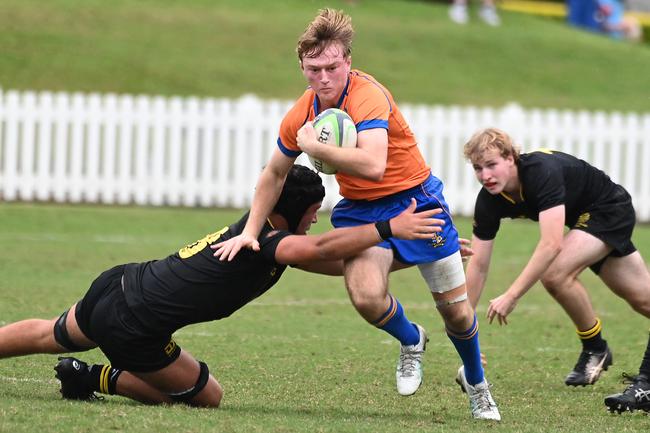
top-left (499, 192), bottom-right (516, 205)
top-left (500, 185), bottom-right (524, 204)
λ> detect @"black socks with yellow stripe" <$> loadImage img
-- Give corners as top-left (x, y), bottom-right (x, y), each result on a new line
top-left (640, 329), bottom-right (650, 378)
top-left (577, 318), bottom-right (608, 352)
top-left (88, 364), bottom-right (123, 395)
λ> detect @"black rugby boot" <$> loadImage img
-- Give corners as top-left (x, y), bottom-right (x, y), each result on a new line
top-left (605, 373), bottom-right (650, 414)
top-left (54, 357), bottom-right (99, 401)
top-left (565, 346), bottom-right (613, 386)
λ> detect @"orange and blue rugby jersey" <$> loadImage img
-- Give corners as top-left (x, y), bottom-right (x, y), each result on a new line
top-left (277, 69), bottom-right (431, 200)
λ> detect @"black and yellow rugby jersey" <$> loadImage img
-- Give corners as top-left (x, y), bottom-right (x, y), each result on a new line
top-left (121, 212), bottom-right (291, 334)
top-left (473, 150), bottom-right (626, 241)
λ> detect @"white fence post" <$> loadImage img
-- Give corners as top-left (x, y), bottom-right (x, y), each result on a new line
top-left (101, 94), bottom-right (118, 204)
top-left (0, 88), bottom-right (648, 222)
top-left (639, 115), bottom-right (650, 221)
top-left (3, 91), bottom-right (19, 201)
top-left (35, 92), bottom-right (53, 201)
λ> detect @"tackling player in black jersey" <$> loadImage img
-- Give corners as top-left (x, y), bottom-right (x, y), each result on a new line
top-left (462, 128), bottom-right (650, 414)
top-left (0, 165), bottom-right (444, 408)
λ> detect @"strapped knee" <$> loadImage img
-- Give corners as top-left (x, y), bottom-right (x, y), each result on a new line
top-left (168, 361), bottom-right (210, 404)
top-left (417, 251), bottom-right (466, 294)
top-left (435, 292), bottom-right (468, 309)
top-left (53, 309), bottom-right (87, 352)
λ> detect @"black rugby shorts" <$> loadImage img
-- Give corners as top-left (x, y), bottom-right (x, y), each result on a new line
top-left (570, 186), bottom-right (637, 274)
top-left (74, 264), bottom-right (182, 372)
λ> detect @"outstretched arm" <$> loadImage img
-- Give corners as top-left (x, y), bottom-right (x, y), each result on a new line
top-left (214, 150), bottom-right (295, 261)
top-left (299, 233), bottom-right (477, 277)
top-left (274, 199), bottom-right (444, 265)
top-left (294, 259), bottom-right (345, 276)
top-left (487, 205), bottom-right (565, 325)
top-left (464, 235), bottom-right (495, 310)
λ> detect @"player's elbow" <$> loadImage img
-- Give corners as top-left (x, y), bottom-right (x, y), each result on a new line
top-left (313, 242), bottom-right (338, 261)
top-left (367, 171), bottom-right (384, 183)
top-left (365, 161), bottom-right (386, 182)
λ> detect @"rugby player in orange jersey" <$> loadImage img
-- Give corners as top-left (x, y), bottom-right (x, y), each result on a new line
top-left (215, 8), bottom-right (500, 420)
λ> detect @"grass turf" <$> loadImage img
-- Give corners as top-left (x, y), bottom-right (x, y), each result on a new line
top-left (1, 203), bottom-right (649, 432)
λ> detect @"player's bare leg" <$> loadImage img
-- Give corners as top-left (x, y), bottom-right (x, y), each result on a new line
top-left (541, 230), bottom-right (613, 386)
top-left (343, 247), bottom-right (393, 321)
top-left (599, 252), bottom-right (650, 413)
top-left (0, 318), bottom-right (71, 358)
top-left (599, 252), bottom-right (650, 319)
top-left (55, 350), bottom-right (223, 407)
top-left (343, 246), bottom-right (427, 396)
top-left (0, 302), bottom-right (97, 359)
top-left (434, 284), bottom-right (500, 421)
top-left (417, 251), bottom-right (499, 420)
top-left (48, 306), bottom-right (223, 406)
top-left (131, 350), bottom-right (223, 407)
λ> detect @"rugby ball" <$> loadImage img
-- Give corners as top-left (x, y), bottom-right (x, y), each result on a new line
top-left (308, 108), bottom-right (357, 175)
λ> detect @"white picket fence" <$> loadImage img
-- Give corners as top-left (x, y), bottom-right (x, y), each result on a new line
top-left (1, 88), bottom-right (649, 220)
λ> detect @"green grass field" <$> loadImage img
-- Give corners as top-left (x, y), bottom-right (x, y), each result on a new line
top-left (1, 1), bottom-right (649, 431)
top-left (1, 203), bottom-right (649, 432)
top-left (0, 0), bottom-right (649, 111)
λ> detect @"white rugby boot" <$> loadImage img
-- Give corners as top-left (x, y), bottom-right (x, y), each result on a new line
top-left (457, 365), bottom-right (501, 421)
top-left (449, 3), bottom-right (469, 25)
top-left (396, 323), bottom-right (428, 396)
top-left (479, 5), bottom-right (501, 26)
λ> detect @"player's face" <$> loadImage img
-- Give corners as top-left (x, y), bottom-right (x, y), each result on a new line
top-left (300, 43), bottom-right (351, 109)
top-left (471, 149), bottom-right (516, 195)
top-left (296, 202), bottom-right (322, 235)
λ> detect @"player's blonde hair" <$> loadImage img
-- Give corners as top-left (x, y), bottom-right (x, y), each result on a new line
top-left (463, 128), bottom-right (520, 163)
top-left (297, 8), bottom-right (354, 61)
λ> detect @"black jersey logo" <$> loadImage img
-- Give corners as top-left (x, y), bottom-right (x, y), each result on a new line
top-left (575, 212), bottom-right (591, 228)
top-left (179, 227), bottom-right (229, 259)
top-left (164, 339), bottom-right (177, 357)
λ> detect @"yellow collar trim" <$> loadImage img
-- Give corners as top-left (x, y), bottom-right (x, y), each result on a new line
top-left (500, 185), bottom-right (524, 204)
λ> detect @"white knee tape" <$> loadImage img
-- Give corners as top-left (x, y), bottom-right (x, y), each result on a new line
top-left (417, 251), bottom-right (466, 293)
top-left (435, 292), bottom-right (468, 308)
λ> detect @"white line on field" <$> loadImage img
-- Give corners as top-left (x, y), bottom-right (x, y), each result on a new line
top-left (0, 233), bottom-right (140, 244)
top-left (247, 300), bottom-right (553, 313)
top-left (0, 375), bottom-right (57, 384)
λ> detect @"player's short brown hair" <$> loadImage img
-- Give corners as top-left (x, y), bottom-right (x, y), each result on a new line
top-left (463, 128), bottom-right (520, 163)
top-left (296, 8), bottom-right (354, 61)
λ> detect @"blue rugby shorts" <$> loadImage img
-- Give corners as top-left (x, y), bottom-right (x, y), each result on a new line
top-left (331, 174), bottom-right (460, 265)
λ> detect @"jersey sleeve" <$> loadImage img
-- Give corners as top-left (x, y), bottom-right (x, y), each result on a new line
top-left (258, 228), bottom-right (293, 264)
top-left (524, 158), bottom-right (566, 212)
top-left (277, 91), bottom-right (315, 158)
top-left (472, 189), bottom-right (502, 240)
top-left (347, 80), bottom-right (390, 133)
